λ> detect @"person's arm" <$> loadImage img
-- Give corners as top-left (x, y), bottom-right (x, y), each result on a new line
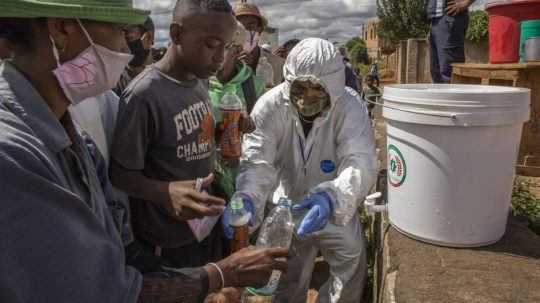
top-left (234, 95), bottom-right (282, 229)
top-left (110, 162), bottom-right (223, 220)
top-left (0, 124), bottom-right (142, 303)
top-left (110, 92), bottom-right (224, 220)
top-left (446, 0), bottom-right (475, 16)
top-left (137, 247), bottom-right (289, 302)
top-left (311, 94), bottom-right (378, 226)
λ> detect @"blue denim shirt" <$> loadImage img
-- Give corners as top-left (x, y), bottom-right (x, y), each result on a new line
top-left (0, 61), bottom-right (142, 303)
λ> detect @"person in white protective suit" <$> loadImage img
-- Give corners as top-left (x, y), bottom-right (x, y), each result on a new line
top-left (223, 38), bottom-right (377, 303)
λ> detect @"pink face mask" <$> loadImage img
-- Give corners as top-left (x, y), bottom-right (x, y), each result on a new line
top-left (51, 19), bottom-right (133, 105)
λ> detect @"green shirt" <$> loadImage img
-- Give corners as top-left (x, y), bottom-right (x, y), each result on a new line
top-left (209, 63), bottom-right (265, 200)
top-left (209, 62), bottom-right (265, 124)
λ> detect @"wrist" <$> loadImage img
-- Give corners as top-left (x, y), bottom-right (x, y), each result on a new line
top-left (215, 259), bottom-right (236, 288)
top-left (318, 191), bottom-right (334, 214)
top-left (204, 263), bottom-right (224, 293)
top-left (155, 181), bottom-right (174, 209)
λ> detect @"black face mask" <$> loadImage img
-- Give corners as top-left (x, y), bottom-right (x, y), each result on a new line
top-left (127, 39), bottom-right (150, 67)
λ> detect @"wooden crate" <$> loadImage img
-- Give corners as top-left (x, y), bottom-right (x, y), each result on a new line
top-left (452, 62), bottom-right (540, 176)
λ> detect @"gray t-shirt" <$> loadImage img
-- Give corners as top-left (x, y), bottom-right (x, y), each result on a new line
top-left (112, 66), bottom-right (216, 248)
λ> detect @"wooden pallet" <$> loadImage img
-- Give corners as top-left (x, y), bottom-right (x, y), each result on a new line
top-left (452, 62), bottom-right (540, 176)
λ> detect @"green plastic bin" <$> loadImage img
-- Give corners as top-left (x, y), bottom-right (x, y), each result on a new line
top-left (520, 20), bottom-right (540, 61)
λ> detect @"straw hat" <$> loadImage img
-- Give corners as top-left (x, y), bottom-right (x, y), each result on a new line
top-left (234, 2), bottom-right (268, 30)
top-left (0, 0), bottom-right (149, 25)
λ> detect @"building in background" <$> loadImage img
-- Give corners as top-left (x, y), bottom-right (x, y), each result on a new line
top-left (362, 20), bottom-right (381, 60)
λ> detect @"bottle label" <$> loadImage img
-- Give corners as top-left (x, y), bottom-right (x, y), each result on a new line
top-left (219, 109), bottom-right (242, 158)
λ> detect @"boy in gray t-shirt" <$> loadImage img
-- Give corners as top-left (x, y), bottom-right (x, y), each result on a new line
top-left (112, 67), bottom-right (219, 266)
top-left (110, 1), bottom-right (241, 268)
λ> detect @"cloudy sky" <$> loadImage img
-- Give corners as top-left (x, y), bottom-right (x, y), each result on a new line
top-left (134, 0), bottom-right (488, 47)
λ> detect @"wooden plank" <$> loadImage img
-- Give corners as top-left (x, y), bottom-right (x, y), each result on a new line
top-left (452, 62), bottom-right (540, 70)
top-left (451, 74), bottom-right (482, 85)
top-left (452, 68), bottom-right (519, 81)
top-left (516, 165), bottom-right (540, 177)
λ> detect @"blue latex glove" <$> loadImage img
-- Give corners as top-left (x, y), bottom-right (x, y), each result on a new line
top-left (293, 192), bottom-right (333, 236)
top-left (222, 197), bottom-right (255, 239)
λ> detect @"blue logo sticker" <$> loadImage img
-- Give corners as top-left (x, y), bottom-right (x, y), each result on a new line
top-left (320, 160), bottom-right (336, 173)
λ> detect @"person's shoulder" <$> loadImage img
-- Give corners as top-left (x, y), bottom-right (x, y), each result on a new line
top-left (336, 87), bottom-right (368, 115)
top-left (250, 83), bottom-right (287, 117)
top-left (343, 86), bottom-right (362, 101)
top-left (0, 102), bottom-right (34, 139)
top-left (257, 83), bottom-right (287, 107)
top-left (0, 103), bottom-right (51, 172)
top-left (196, 78), bottom-right (210, 92)
top-left (121, 67), bottom-right (163, 101)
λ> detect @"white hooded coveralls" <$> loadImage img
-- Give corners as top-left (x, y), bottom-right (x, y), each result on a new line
top-left (234, 38), bottom-right (377, 303)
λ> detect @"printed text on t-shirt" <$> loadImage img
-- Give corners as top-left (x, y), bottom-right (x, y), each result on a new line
top-left (174, 101), bottom-right (214, 162)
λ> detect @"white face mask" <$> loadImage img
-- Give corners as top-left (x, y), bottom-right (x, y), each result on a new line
top-left (51, 19), bottom-right (133, 105)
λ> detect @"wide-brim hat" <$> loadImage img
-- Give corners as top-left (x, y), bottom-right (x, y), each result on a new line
top-left (234, 3), bottom-right (268, 30)
top-left (0, 0), bottom-right (149, 25)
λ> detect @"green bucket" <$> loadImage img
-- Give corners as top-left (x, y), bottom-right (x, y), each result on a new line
top-left (520, 20), bottom-right (540, 61)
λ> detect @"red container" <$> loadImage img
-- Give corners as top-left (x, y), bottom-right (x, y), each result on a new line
top-left (486, 0), bottom-right (540, 63)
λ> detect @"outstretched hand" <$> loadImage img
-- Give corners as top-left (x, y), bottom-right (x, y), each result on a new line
top-left (216, 247), bottom-right (289, 288)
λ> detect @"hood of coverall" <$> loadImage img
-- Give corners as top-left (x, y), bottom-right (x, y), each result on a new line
top-left (282, 38), bottom-right (346, 107)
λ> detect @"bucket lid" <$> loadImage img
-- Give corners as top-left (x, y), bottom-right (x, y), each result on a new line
top-left (486, 0), bottom-right (540, 9)
top-left (486, 0), bottom-right (511, 8)
top-left (382, 84), bottom-right (530, 127)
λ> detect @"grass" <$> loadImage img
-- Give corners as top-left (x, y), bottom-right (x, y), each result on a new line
top-left (512, 177), bottom-right (540, 235)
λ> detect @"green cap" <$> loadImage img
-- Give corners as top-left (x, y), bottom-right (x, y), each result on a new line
top-left (0, 0), bottom-right (150, 25)
top-left (230, 199), bottom-right (244, 210)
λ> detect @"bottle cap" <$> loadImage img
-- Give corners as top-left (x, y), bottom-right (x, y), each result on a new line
top-left (277, 197), bottom-right (291, 207)
top-left (230, 199), bottom-right (244, 210)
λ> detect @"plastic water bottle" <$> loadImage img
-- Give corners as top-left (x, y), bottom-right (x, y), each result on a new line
top-left (257, 56), bottom-right (274, 88)
top-left (219, 92), bottom-right (243, 161)
top-left (227, 198), bottom-right (251, 252)
top-left (243, 198), bottom-right (295, 302)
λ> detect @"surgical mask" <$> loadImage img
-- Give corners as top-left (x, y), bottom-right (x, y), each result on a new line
top-left (290, 78), bottom-right (330, 117)
top-left (244, 31), bottom-right (260, 53)
top-left (291, 95), bottom-right (330, 117)
top-left (127, 38), bottom-right (150, 67)
top-left (51, 19), bottom-right (133, 105)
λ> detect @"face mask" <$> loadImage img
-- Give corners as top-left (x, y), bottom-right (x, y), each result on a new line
top-left (292, 96), bottom-right (330, 117)
top-left (51, 19), bottom-right (133, 105)
top-left (127, 37), bottom-right (150, 68)
top-left (290, 78), bottom-right (330, 118)
top-left (244, 31), bottom-right (260, 53)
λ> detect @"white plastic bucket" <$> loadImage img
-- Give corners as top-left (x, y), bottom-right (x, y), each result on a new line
top-left (382, 84), bottom-right (530, 247)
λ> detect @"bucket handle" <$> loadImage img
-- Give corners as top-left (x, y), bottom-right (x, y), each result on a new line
top-left (364, 96), bottom-right (458, 120)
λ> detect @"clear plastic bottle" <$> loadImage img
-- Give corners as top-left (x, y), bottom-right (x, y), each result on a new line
top-left (256, 56), bottom-right (274, 88)
top-left (242, 198), bottom-right (295, 302)
top-left (219, 92), bottom-right (243, 161)
top-left (227, 198), bottom-right (251, 252)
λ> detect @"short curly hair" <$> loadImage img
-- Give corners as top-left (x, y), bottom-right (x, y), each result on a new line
top-left (174, 0), bottom-right (233, 20)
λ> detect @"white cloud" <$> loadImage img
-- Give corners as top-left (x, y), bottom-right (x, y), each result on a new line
top-left (134, 0), bottom-right (488, 47)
